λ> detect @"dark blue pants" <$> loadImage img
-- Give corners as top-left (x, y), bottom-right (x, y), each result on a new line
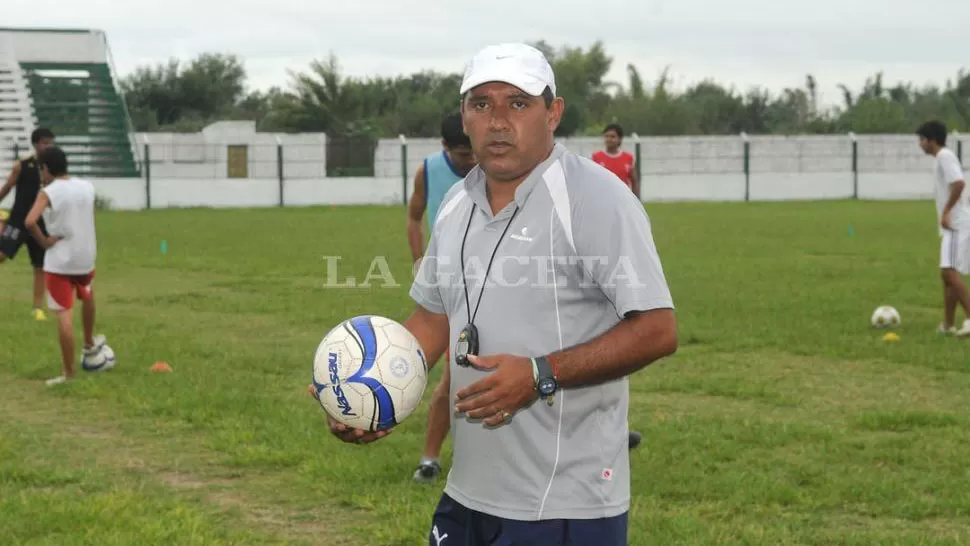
top-left (428, 493), bottom-right (628, 546)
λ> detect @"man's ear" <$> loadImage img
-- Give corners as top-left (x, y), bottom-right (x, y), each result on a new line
top-left (547, 97), bottom-right (565, 132)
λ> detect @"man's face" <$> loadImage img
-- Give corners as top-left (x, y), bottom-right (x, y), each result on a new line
top-left (919, 136), bottom-right (935, 155)
top-left (461, 81), bottom-right (563, 183)
top-left (33, 137), bottom-right (54, 156)
top-left (603, 129), bottom-right (621, 151)
top-left (446, 145), bottom-right (477, 176)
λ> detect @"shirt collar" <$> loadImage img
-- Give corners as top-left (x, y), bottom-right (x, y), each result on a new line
top-left (463, 142), bottom-right (566, 217)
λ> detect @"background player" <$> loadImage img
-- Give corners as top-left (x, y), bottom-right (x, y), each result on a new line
top-left (0, 128), bottom-right (56, 321)
top-left (24, 146), bottom-right (105, 386)
top-left (593, 123), bottom-right (640, 197)
top-left (406, 113), bottom-right (476, 484)
top-left (917, 120), bottom-right (970, 336)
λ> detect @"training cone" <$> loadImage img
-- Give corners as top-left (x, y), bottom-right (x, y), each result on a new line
top-left (882, 332), bottom-right (900, 342)
top-left (151, 361), bottom-right (172, 373)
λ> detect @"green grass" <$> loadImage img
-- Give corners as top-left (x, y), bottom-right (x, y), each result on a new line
top-left (2, 199), bottom-right (970, 545)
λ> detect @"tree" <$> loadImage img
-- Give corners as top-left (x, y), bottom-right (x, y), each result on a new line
top-left (121, 53), bottom-right (247, 132)
top-left (118, 42), bottom-right (970, 137)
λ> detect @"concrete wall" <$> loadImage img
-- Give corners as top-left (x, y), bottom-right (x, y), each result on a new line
top-left (122, 131), bottom-right (968, 185)
top-left (75, 172), bottom-right (936, 212)
top-left (3, 131), bottom-right (968, 211)
top-left (86, 177), bottom-right (403, 210)
top-left (134, 123), bottom-right (328, 180)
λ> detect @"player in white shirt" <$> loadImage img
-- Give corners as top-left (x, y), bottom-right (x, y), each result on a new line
top-left (917, 120), bottom-right (970, 337)
top-left (23, 146), bottom-right (109, 385)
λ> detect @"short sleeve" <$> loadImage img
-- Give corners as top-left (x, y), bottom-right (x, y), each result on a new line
top-left (572, 186), bottom-right (673, 318)
top-left (941, 153), bottom-right (965, 184)
top-left (42, 183), bottom-right (62, 210)
top-left (409, 228), bottom-right (446, 315)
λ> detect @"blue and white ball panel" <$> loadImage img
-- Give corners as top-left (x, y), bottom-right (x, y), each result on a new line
top-left (347, 316), bottom-right (398, 430)
top-left (312, 321), bottom-right (370, 430)
top-left (367, 315), bottom-right (428, 424)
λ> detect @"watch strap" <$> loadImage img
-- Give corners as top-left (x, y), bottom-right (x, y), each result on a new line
top-left (534, 356), bottom-right (555, 389)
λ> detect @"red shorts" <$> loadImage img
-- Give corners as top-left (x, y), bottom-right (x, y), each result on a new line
top-left (45, 270), bottom-right (95, 311)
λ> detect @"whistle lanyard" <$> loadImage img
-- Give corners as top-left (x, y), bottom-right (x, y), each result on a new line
top-left (458, 203), bottom-right (521, 326)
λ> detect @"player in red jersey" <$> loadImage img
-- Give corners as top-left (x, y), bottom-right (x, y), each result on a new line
top-left (592, 123), bottom-right (639, 196)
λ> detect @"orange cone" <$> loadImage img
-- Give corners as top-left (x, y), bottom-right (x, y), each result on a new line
top-left (151, 361), bottom-right (172, 373)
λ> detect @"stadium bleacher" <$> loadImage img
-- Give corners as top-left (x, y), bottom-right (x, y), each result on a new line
top-left (0, 27), bottom-right (139, 177)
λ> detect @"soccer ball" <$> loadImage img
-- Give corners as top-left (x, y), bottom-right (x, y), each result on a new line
top-left (81, 342), bottom-right (116, 372)
top-left (312, 315), bottom-right (428, 432)
top-left (870, 305), bottom-right (901, 328)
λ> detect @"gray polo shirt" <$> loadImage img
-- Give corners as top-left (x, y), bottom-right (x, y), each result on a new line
top-left (410, 142), bottom-right (674, 521)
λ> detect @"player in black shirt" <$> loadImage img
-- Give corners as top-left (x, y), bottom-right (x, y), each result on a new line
top-left (0, 128), bottom-right (56, 321)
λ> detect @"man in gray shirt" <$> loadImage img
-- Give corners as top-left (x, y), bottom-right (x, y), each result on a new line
top-left (322, 42), bottom-right (677, 545)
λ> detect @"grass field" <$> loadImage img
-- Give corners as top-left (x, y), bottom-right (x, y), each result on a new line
top-left (2, 199), bottom-right (970, 545)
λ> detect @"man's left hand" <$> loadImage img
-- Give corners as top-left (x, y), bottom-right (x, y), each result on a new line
top-left (454, 354), bottom-right (537, 427)
top-left (943, 210), bottom-right (953, 230)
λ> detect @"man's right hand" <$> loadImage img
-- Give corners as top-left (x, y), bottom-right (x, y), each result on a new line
top-left (942, 209), bottom-right (954, 230)
top-left (327, 417), bottom-right (393, 444)
top-left (307, 383), bottom-right (393, 445)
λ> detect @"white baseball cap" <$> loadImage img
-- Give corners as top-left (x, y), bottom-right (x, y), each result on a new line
top-left (459, 43), bottom-right (556, 97)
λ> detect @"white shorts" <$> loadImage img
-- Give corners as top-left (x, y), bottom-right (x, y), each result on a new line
top-left (940, 229), bottom-right (970, 274)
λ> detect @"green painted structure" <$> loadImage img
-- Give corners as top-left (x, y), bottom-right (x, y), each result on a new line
top-left (18, 62), bottom-right (139, 177)
top-left (0, 28), bottom-right (139, 177)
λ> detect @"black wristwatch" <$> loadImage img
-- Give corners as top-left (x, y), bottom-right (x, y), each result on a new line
top-left (532, 356), bottom-right (558, 402)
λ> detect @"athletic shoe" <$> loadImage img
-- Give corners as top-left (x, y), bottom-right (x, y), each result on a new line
top-left (82, 335), bottom-right (106, 357)
top-left (86, 334), bottom-right (106, 352)
top-left (937, 323), bottom-right (956, 335)
top-left (45, 375), bottom-right (69, 387)
top-left (628, 431), bottom-right (642, 449)
top-left (954, 320), bottom-right (970, 337)
top-left (413, 460), bottom-right (442, 484)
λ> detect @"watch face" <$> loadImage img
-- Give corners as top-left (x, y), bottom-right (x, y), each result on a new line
top-left (538, 378), bottom-right (556, 394)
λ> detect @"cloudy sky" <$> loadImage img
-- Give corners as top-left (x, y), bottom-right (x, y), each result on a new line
top-left (6, 0), bottom-right (970, 108)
